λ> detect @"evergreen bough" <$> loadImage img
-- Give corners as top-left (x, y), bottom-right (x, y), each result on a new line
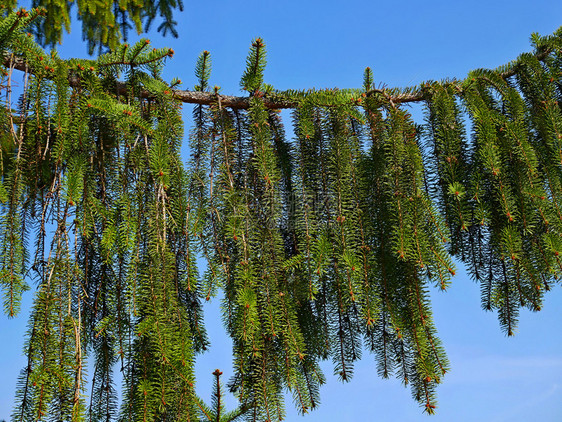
top-left (1, 7), bottom-right (562, 420)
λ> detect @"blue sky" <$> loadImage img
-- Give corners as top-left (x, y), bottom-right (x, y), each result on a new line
top-left (1, 0), bottom-right (562, 420)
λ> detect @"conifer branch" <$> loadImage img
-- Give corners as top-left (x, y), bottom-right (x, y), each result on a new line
top-left (1, 42), bottom-right (555, 110)
top-left (3, 10), bottom-right (562, 418)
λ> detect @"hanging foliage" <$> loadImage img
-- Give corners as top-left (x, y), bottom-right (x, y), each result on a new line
top-left (1, 8), bottom-right (562, 420)
top-left (1, 0), bottom-right (185, 54)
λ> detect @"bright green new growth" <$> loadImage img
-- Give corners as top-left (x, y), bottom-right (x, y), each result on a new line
top-left (2, 7), bottom-right (562, 421)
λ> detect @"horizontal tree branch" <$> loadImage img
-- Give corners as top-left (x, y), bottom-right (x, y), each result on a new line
top-left (2, 44), bottom-right (554, 110)
top-left (173, 89), bottom-right (299, 109)
top-left (2, 51), bottom-right (423, 109)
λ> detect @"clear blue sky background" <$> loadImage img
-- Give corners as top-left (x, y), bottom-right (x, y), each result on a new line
top-left (1, 1), bottom-right (562, 420)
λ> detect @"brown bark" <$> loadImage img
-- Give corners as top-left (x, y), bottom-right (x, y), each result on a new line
top-left (2, 51), bottom-right (421, 108)
top-left (2, 45), bottom-right (553, 110)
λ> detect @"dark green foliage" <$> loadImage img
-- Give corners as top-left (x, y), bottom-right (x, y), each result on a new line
top-left (2, 8), bottom-right (562, 421)
top-left (1, 1), bottom-right (184, 54)
top-left (2, 10), bottom-right (200, 421)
